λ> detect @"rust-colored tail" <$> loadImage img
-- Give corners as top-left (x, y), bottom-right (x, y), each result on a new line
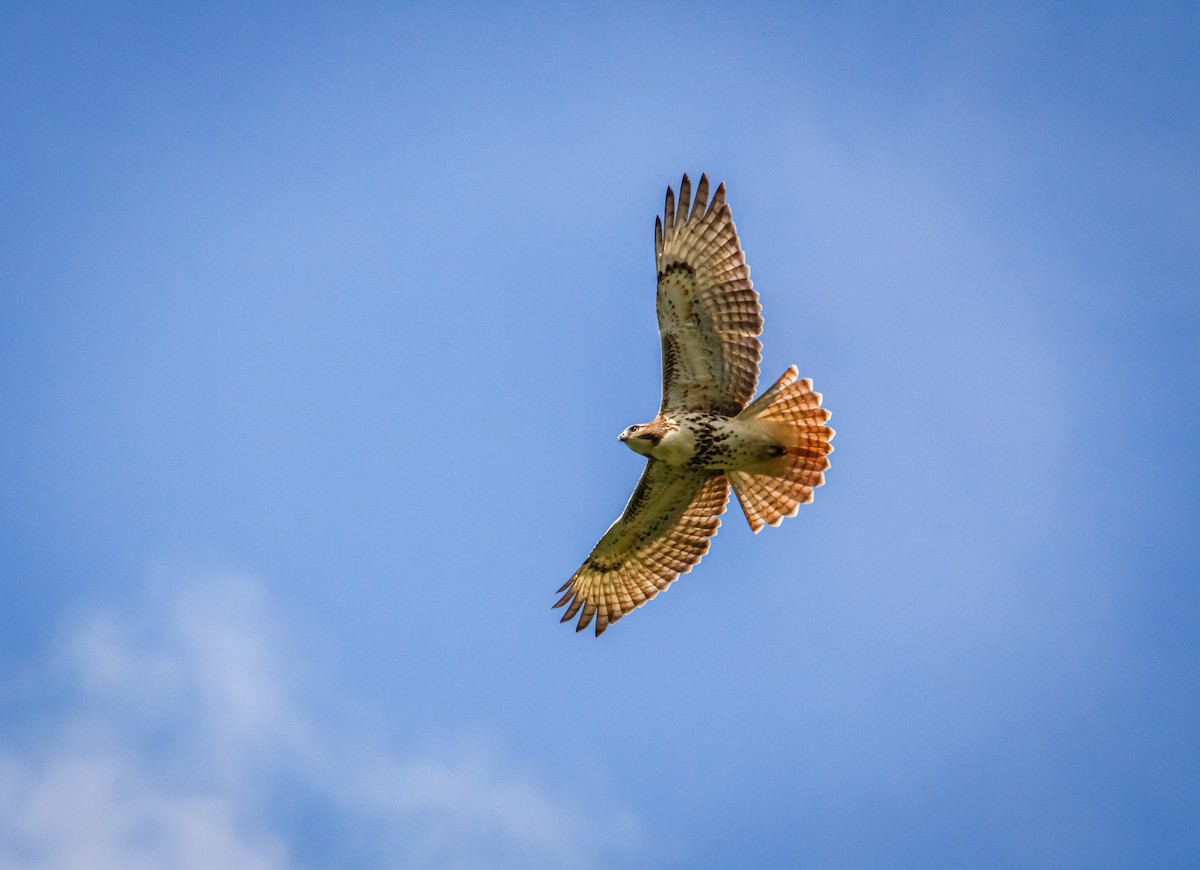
top-left (729, 366), bottom-right (834, 532)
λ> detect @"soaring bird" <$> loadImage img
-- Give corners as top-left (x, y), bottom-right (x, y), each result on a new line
top-left (554, 173), bottom-right (834, 636)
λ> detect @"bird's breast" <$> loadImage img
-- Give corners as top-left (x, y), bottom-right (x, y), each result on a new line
top-left (646, 415), bottom-right (780, 470)
top-left (646, 421), bottom-right (698, 465)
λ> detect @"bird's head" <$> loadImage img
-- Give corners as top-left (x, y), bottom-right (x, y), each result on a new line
top-left (618, 423), bottom-right (659, 456)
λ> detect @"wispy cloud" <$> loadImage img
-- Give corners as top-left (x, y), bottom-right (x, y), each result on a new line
top-left (0, 745), bottom-right (288, 870)
top-left (0, 569), bottom-right (641, 869)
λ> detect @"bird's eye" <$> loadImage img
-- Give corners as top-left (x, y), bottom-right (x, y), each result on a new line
top-left (630, 425), bottom-right (640, 432)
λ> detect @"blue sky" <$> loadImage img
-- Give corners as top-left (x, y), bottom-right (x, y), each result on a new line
top-left (1, 2), bottom-right (1198, 867)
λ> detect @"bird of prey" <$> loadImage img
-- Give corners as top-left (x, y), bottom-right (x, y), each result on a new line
top-left (554, 173), bottom-right (834, 636)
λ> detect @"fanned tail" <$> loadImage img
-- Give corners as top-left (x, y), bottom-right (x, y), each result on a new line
top-left (729, 366), bottom-right (834, 532)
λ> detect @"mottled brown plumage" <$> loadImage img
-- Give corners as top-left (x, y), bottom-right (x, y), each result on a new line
top-left (555, 174), bottom-right (834, 636)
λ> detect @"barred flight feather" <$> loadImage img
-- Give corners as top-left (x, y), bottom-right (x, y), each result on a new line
top-left (554, 460), bottom-right (728, 636)
top-left (656, 173), bottom-right (763, 416)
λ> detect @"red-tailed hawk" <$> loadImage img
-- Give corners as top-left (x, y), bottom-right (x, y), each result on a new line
top-left (554, 174), bottom-right (835, 636)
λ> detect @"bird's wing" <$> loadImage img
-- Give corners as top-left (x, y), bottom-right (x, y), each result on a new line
top-left (656, 173), bottom-right (763, 417)
top-left (554, 460), bottom-right (729, 636)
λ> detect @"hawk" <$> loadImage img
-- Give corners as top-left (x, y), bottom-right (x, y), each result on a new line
top-left (554, 173), bottom-right (835, 636)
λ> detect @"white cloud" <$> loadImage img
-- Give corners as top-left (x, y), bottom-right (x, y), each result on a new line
top-left (0, 569), bottom-right (641, 870)
top-left (0, 747), bottom-right (289, 870)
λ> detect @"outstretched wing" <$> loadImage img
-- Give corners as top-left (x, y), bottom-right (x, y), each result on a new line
top-left (554, 460), bottom-right (729, 636)
top-left (656, 173), bottom-right (763, 417)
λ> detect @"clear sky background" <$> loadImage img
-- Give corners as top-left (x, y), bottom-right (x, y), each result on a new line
top-left (2, 3), bottom-right (1198, 868)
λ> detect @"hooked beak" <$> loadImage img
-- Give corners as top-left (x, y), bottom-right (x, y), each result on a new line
top-left (618, 431), bottom-right (629, 442)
